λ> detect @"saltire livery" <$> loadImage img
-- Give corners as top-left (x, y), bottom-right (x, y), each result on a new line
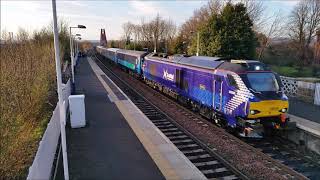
top-left (96, 46), bottom-right (291, 137)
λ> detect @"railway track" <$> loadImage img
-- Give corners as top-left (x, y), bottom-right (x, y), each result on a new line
top-left (91, 53), bottom-right (320, 179)
top-left (91, 54), bottom-right (248, 180)
top-left (244, 138), bottom-right (320, 179)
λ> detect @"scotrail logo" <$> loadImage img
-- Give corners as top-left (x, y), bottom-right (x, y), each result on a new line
top-left (163, 69), bottom-right (174, 81)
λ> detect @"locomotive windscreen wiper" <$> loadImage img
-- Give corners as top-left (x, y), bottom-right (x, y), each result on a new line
top-left (249, 88), bottom-right (261, 94)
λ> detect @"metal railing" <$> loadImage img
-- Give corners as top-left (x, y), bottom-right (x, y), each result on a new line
top-left (27, 79), bottom-right (71, 180)
top-left (281, 76), bottom-right (320, 105)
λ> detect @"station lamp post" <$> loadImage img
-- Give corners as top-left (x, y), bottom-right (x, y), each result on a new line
top-left (51, 0), bottom-right (69, 179)
top-left (74, 34), bottom-right (81, 57)
top-left (70, 25), bottom-right (86, 84)
top-left (75, 36), bottom-right (82, 58)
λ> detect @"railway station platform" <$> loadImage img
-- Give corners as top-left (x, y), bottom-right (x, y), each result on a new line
top-left (56, 56), bottom-right (205, 179)
top-left (289, 98), bottom-right (320, 124)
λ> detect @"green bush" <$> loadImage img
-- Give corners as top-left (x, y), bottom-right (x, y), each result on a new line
top-left (270, 65), bottom-right (317, 78)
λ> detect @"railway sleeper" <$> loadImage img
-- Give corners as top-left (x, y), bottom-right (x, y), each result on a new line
top-left (159, 128), bottom-right (179, 133)
top-left (181, 148), bottom-right (206, 155)
top-left (157, 125), bottom-right (177, 130)
top-left (151, 119), bottom-right (168, 123)
top-left (190, 156), bottom-right (217, 163)
top-left (153, 121), bottom-right (171, 125)
top-left (202, 168), bottom-right (234, 179)
top-left (171, 139), bottom-right (194, 145)
top-left (196, 163), bottom-right (226, 171)
top-left (163, 131), bottom-right (184, 137)
top-left (184, 150), bottom-right (208, 157)
top-left (167, 135), bottom-right (189, 141)
top-left (187, 153), bottom-right (212, 161)
top-left (146, 114), bottom-right (165, 120)
top-left (154, 123), bottom-right (173, 127)
top-left (193, 160), bottom-right (219, 167)
top-left (208, 174), bottom-right (239, 180)
top-left (176, 144), bottom-right (200, 150)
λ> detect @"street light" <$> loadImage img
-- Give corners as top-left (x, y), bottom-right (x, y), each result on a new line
top-left (70, 25), bottom-right (86, 84)
top-left (77, 25), bottom-right (86, 29)
top-left (51, 0), bottom-right (69, 179)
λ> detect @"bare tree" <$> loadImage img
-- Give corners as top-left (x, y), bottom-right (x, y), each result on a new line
top-left (140, 18), bottom-right (153, 48)
top-left (258, 11), bottom-right (284, 59)
top-left (122, 21), bottom-right (134, 45)
top-left (207, 0), bottom-right (224, 14)
top-left (121, 15), bottom-right (176, 52)
top-left (161, 19), bottom-right (176, 53)
top-left (288, 0), bottom-right (320, 65)
top-left (239, 0), bottom-right (266, 31)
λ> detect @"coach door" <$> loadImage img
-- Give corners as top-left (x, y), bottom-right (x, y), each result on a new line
top-left (213, 75), bottom-right (223, 111)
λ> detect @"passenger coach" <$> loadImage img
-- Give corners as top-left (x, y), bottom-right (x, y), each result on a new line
top-left (116, 49), bottom-right (148, 75)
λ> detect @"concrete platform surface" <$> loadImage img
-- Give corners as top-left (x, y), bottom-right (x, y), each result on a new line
top-left (289, 114), bottom-right (320, 137)
top-left (289, 98), bottom-right (320, 124)
top-left (60, 56), bottom-right (205, 180)
top-left (287, 114), bottom-right (320, 155)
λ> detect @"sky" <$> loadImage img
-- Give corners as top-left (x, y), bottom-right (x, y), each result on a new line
top-left (1, 1), bottom-right (299, 41)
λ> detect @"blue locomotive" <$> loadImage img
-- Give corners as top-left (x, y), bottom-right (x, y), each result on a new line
top-left (96, 46), bottom-right (291, 137)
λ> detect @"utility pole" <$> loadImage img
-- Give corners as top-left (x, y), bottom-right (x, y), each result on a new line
top-left (196, 31), bottom-right (200, 56)
top-left (134, 34), bottom-right (137, 51)
top-left (51, 0), bottom-right (69, 179)
top-left (69, 28), bottom-right (75, 83)
top-left (154, 38), bottom-right (157, 53)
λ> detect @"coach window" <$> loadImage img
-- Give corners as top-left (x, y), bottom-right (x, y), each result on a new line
top-left (227, 74), bottom-right (238, 89)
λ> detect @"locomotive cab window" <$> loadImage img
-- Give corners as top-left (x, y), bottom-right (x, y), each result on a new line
top-left (227, 74), bottom-right (238, 89)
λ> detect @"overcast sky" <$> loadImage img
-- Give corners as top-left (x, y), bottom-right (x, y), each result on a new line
top-left (1, 1), bottom-right (299, 40)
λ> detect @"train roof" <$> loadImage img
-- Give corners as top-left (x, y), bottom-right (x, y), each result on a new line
top-left (176, 55), bottom-right (225, 69)
top-left (107, 48), bottom-right (120, 52)
top-left (145, 53), bottom-right (270, 73)
top-left (117, 49), bottom-right (148, 57)
top-left (146, 53), bottom-right (230, 70)
top-left (96, 46), bottom-right (120, 52)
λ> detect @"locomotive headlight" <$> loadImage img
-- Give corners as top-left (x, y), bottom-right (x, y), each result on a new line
top-left (250, 110), bottom-right (260, 115)
top-left (280, 108), bottom-right (287, 113)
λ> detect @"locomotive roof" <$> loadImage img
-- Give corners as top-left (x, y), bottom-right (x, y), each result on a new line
top-left (176, 55), bottom-right (225, 69)
top-left (146, 53), bottom-right (270, 73)
top-left (146, 53), bottom-right (231, 70)
top-left (117, 49), bottom-right (148, 57)
top-left (107, 48), bottom-right (120, 52)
